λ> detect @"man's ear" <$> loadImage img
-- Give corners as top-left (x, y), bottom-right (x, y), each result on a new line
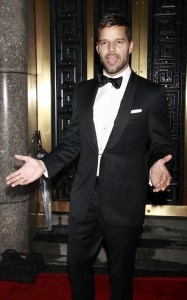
top-left (96, 42), bottom-right (99, 54)
top-left (129, 41), bottom-right (134, 54)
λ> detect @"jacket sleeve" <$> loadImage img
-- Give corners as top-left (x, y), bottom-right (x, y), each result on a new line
top-left (148, 85), bottom-right (175, 171)
top-left (41, 90), bottom-right (80, 178)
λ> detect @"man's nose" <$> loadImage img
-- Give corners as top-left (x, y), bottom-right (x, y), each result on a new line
top-left (108, 41), bottom-right (116, 51)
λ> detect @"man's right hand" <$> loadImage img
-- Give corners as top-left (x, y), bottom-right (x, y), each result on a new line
top-left (6, 155), bottom-right (46, 187)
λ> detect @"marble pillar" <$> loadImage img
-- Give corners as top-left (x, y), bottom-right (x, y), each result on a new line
top-left (0, 0), bottom-right (37, 253)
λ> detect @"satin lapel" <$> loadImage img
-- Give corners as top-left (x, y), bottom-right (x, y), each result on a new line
top-left (104, 72), bottom-right (137, 152)
top-left (82, 79), bottom-right (98, 152)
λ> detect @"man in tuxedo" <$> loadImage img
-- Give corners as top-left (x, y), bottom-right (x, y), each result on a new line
top-left (6, 13), bottom-right (174, 300)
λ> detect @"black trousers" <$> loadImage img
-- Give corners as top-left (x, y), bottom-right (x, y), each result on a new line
top-left (68, 183), bottom-right (142, 300)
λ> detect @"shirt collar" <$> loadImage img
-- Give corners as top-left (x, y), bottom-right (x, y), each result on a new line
top-left (102, 65), bottom-right (131, 91)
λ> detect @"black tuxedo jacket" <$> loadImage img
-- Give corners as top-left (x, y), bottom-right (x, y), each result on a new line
top-left (42, 71), bottom-right (174, 227)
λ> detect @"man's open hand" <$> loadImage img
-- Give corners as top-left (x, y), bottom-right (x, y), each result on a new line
top-left (6, 155), bottom-right (46, 187)
top-left (150, 154), bottom-right (172, 192)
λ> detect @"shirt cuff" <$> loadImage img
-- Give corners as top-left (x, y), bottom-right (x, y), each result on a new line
top-left (39, 160), bottom-right (48, 178)
top-left (149, 168), bottom-right (152, 186)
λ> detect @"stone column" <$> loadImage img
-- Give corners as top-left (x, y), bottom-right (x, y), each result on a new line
top-left (0, 0), bottom-right (37, 253)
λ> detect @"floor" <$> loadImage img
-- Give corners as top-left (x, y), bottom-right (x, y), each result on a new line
top-left (31, 219), bottom-right (187, 278)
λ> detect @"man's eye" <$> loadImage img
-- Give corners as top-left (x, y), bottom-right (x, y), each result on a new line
top-left (100, 41), bottom-right (107, 46)
top-left (116, 40), bottom-right (124, 45)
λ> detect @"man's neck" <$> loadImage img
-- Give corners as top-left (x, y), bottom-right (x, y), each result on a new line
top-left (103, 65), bottom-right (131, 78)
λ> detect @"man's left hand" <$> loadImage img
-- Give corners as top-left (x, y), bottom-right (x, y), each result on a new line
top-left (150, 154), bottom-right (172, 192)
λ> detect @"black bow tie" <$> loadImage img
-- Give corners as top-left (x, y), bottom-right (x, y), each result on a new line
top-left (98, 74), bottom-right (123, 89)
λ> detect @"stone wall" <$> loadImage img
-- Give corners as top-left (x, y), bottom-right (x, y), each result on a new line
top-left (0, 0), bottom-right (37, 253)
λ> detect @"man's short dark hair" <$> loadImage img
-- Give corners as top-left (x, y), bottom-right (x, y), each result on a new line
top-left (97, 13), bottom-right (132, 42)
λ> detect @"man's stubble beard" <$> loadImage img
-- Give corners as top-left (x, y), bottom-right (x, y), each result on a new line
top-left (100, 55), bottom-right (129, 75)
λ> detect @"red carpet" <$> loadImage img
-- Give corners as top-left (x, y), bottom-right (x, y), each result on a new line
top-left (0, 274), bottom-right (186, 300)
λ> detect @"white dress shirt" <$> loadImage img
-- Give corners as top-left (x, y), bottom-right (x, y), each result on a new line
top-left (93, 66), bottom-right (132, 175)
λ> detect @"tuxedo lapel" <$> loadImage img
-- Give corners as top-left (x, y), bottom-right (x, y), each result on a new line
top-left (81, 80), bottom-right (98, 152)
top-left (104, 72), bottom-right (137, 152)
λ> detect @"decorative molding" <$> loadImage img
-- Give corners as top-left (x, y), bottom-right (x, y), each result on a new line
top-left (35, 0), bottom-right (51, 152)
top-left (147, 0), bottom-right (187, 205)
top-left (131, 0), bottom-right (148, 78)
top-left (51, 201), bottom-right (187, 217)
